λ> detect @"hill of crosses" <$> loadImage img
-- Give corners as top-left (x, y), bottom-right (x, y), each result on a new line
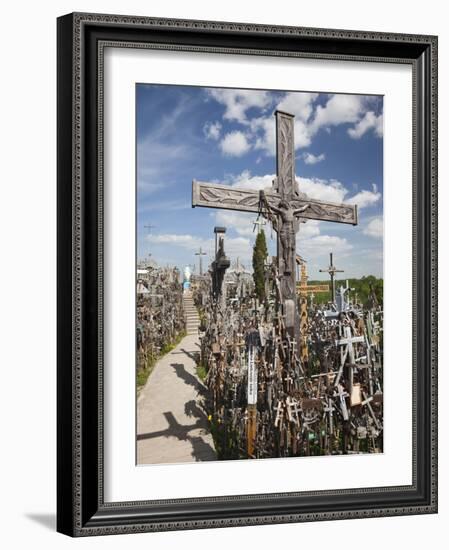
top-left (136, 111), bottom-right (383, 463)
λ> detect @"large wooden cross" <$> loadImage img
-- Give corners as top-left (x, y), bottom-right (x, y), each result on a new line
top-left (192, 110), bottom-right (358, 342)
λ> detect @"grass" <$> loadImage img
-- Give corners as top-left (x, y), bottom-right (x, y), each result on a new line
top-left (137, 367), bottom-right (152, 388)
top-left (195, 362), bottom-right (207, 382)
top-left (136, 330), bottom-right (187, 390)
top-left (208, 415), bottom-right (241, 460)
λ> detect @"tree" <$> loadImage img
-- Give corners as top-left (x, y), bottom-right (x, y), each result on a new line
top-left (252, 229), bottom-right (268, 302)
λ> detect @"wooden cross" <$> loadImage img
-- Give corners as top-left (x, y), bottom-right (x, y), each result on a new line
top-left (296, 260), bottom-right (330, 296)
top-left (324, 397), bottom-right (335, 435)
top-left (295, 258), bottom-right (329, 362)
top-left (194, 246), bottom-right (207, 276)
top-left (319, 252), bottom-right (344, 302)
top-left (192, 110), bottom-right (358, 342)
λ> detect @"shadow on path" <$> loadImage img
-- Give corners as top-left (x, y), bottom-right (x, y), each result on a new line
top-left (170, 362), bottom-right (205, 395)
top-left (137, 409), bottom-right (215, 460)
top-left (137, 339), bottom-right (215, 462)
top-left (171, 348), bottom-right (200, 362)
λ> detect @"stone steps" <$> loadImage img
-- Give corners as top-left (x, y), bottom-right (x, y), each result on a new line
top-left (182, 292), bottom-right (200, 334)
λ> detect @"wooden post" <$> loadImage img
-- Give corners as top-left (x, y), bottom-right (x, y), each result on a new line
top-left (246, 334), bottom-right (259, 458)
top-left (247, 405), bottom-right (257, 458)
top-left (295, 258), bottom-right (329, 363)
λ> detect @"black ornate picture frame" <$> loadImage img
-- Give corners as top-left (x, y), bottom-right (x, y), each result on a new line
top-left (57, 12), bottom-right (438, 536)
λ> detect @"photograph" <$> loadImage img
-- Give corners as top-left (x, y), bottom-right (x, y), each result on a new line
top-left (135, 84), bottom-right (384, 464)
top-left (55, 10), bottom-right (437, 536)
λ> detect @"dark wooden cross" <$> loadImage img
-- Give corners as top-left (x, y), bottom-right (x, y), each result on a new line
top-left (194, 246), bottom-right (207, 276)
top-left (192, 110), bottom-right (358, 343)
top-left (319, 252), bottom-right (344, 302)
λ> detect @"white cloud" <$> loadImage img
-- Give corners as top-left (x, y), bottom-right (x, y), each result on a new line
top-left (301, 152), bottom-right (326, 165)
top-left (147, 233), bottom-right (199, 246)
top-left (297, 177), bottom-right (347, 203)
top-left (250, 93), bottom-right (317, 155)
top-left (219, 131), bottom-right (251, 157)
top-left (300, 235), bottom-right (353, 258)
top-left (223, 237), bottom-right (254, 260)
top-left (311, 95), bottom-right (383, 140)
top-left (310, 94), bottom-right (364, 133)
top-left (293, 120), bottom-right (314, 149)
top-left (277, 92), bottom-right (318, 122)
top-left (348, 111), bottom-right (383, 139)
top-left (297, 220), bottom-right (321, 239)
top-left (215, 211), bottom-right (256, 237)
top-left (203, 121), bottom-right (222, 140)
top-left (363, 217), bottom-right (383, 238)
top-left (252, 116), bottom-right (276, 154)
top-left (147, 233), bottom-right (253, 262)
top-left (226, 170), bottom-right (274, 192)
top-left (206, 90), bottom-right (383, 156)
top-left (251, 116), bottom-right (314, 154)
top-left (347, 184), bottom-right (381, 209)
top-left (207, 89), bottom-right (272, 124)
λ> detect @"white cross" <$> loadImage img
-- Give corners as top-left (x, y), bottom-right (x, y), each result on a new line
top-left (274, 401), bottom-right (284, 428)
top-left (336, 384), bottom-right (349, 421)
top-left (336, 325), bottom-right (365, 363)
top-left (335, 325), bottom-right (365, 391)
top-left (252, 217), bottom-right (267, 234)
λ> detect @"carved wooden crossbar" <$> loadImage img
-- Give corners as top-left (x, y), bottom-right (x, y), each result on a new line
top-left (297, 284), bottom-right (330, 294)
top-left (192, 180), bottom-right (358, 225)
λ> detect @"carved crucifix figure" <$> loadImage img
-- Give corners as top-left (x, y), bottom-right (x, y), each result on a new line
top-left (263, 197), bottom-right (311, 275)
top-left (192, 110), bottom-right (358, 343)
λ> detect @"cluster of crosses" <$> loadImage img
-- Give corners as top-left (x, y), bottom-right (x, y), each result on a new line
top-left (190, 111), bottom-right (382, 459)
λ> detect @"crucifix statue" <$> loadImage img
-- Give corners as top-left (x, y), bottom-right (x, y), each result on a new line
top-left (192, 110), bottom-right (358, 343)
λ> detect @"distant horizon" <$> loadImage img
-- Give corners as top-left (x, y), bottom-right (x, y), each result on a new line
top-left (136, 254), bottom-right (384, 283)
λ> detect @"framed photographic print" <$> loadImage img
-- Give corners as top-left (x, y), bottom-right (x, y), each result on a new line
top-left (57, 12), bottom-right (438, 536)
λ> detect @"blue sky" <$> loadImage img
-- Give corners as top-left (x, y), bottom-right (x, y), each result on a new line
top-left (137, 84), bottom-right (383, 280)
